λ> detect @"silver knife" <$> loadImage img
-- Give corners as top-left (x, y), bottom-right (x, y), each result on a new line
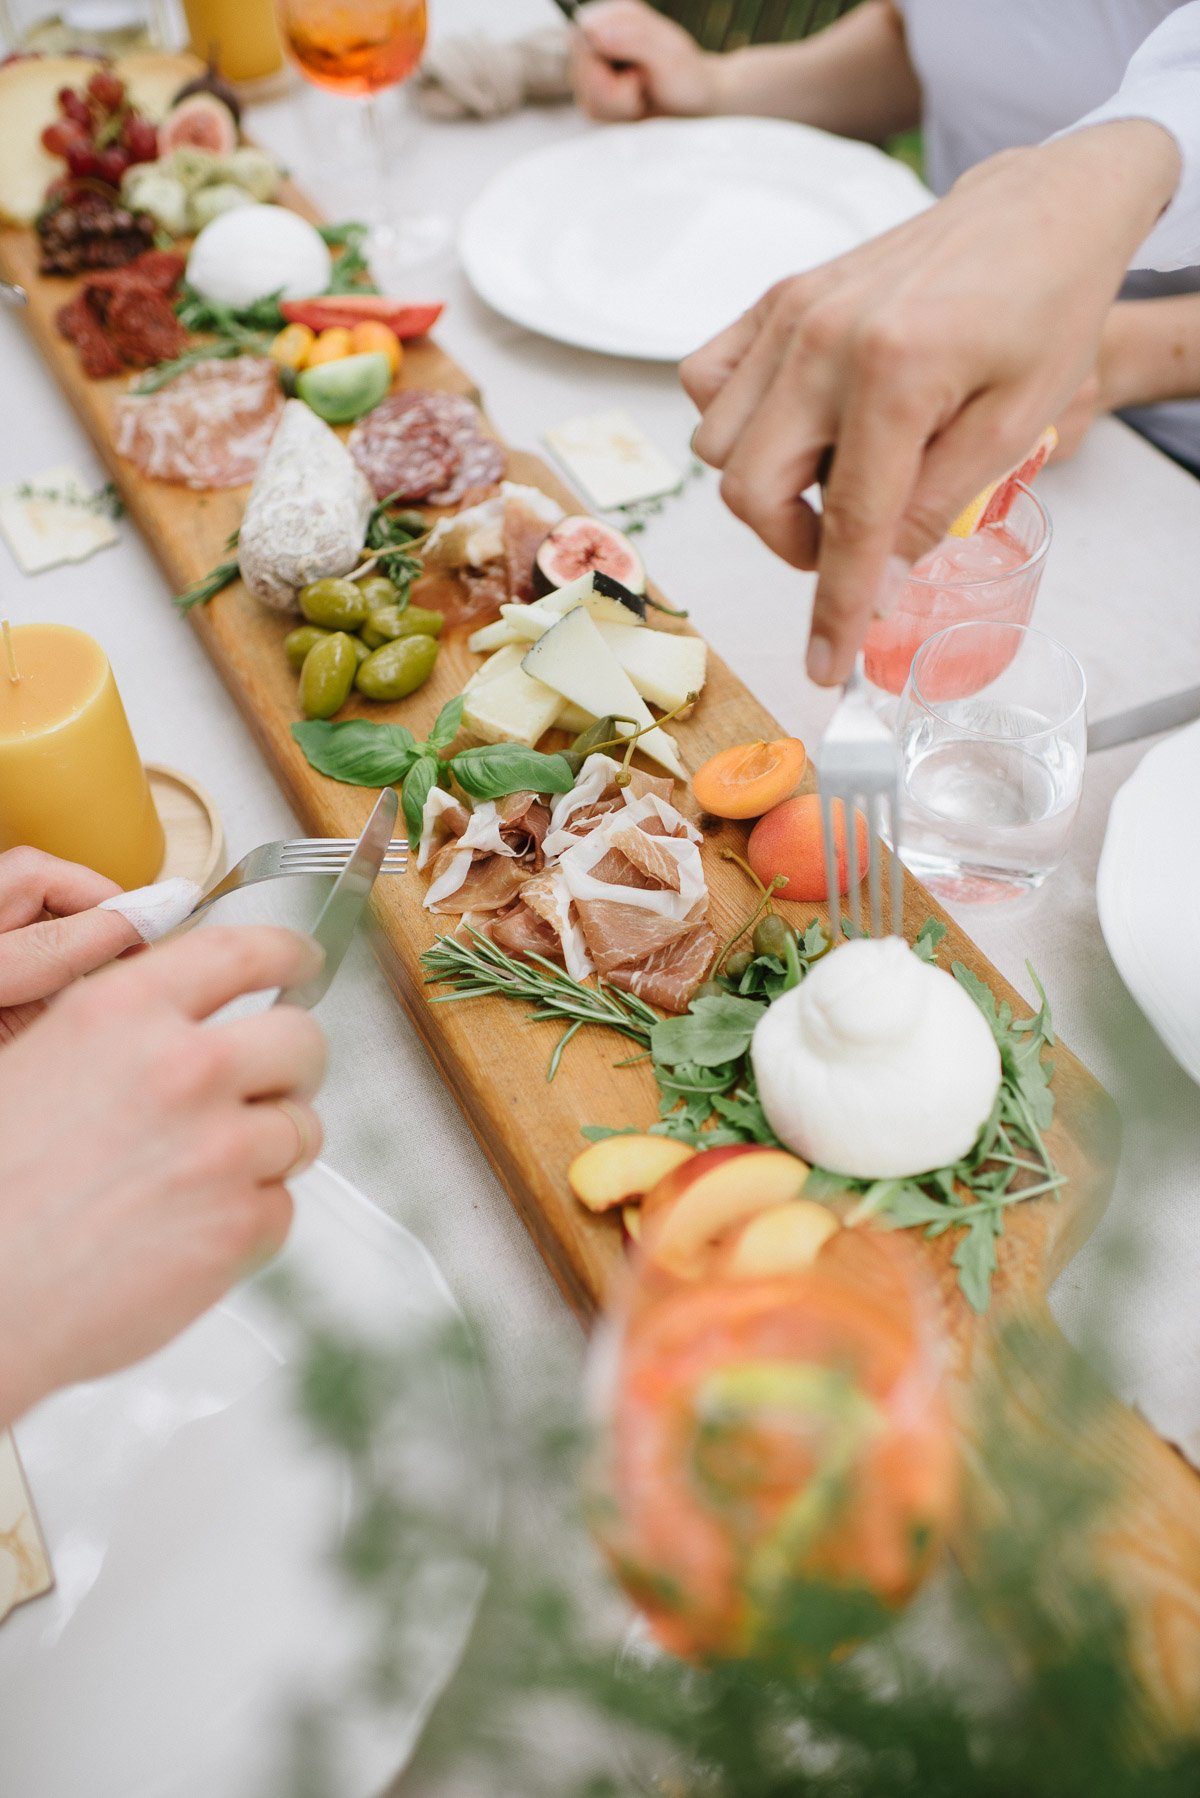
top-left (0, 281), bottom-right (27, 308)
top-left (1087, 685), bottom-right (1200, 753)
top-left (276, 787), bottom-right (399, 1009)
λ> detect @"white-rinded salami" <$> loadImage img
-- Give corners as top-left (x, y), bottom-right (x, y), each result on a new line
top-left (238, 400), bottom-right (374, 613)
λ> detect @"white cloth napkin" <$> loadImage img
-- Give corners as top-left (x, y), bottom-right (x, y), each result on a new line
top-left (416, 25), bottom-right (572, 120)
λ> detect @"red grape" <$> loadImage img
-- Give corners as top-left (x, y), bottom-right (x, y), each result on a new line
top-left (87, 68), bottom-right (125, 112)
top-left (95, 146), bottom-right (131, 185)
top-left (66, 144), bottom-right (103, 179)
top-left (57, 87), bottom-right (93, 128)
top-left (41, 119), bottom-right (85, 157)
top-left (122, 115), bottom-right (158, 162)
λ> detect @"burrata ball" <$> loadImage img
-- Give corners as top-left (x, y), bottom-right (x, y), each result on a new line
top-left (750, 937), bottom-right (1001, 1179)
top-left (186, 204), bottom-right (332, 309)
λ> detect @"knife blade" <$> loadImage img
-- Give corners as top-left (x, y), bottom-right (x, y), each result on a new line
top-left (276, 787), bottom-right (399, 1009)
top-left (1087, 685), bottom-right (1200, 753)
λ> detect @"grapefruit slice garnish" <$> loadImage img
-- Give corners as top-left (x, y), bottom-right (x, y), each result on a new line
top-left (947, 426), bottom-right (1058, 538)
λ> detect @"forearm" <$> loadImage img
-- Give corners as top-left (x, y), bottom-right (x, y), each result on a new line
top-left (708, 0), bottom-right (921, 142)
top-left (1100, 293), bottom-right (1200, 410)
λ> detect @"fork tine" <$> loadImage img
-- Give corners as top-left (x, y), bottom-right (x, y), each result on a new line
top-left (889, 794), bottom-right (905, 936)
top-left (819, 788), bottom-right (843, 943)
top-left (866, 792), bottom-right (884, 938)
top-left (845, 795), bottom-right (863, 938)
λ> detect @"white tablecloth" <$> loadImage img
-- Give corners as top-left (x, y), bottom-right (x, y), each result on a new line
top-left (3, 0), bottom-right (1200, 1461)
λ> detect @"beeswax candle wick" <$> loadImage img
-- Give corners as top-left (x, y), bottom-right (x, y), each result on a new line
top-left (2, 621), bottom-right (18, 685)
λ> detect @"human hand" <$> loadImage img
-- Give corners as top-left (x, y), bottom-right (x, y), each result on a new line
top-left (571, 0), bottom-right (718, 122)
top-left (682, 120), bottom-right (1182, 683)
top-left (1050, 368), bottom-right (1104, 462)
top-left (0, 925), bottom-right (326, 1425)
top-left (0, 846), bottom-right (143, 1044)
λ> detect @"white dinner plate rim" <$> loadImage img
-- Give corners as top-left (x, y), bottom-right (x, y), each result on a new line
top-left (458, 115), bottom-right (932, 361)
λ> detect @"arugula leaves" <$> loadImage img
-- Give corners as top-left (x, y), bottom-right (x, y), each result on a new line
top-left (650, 995), bottom-right (764, 1069)
top-left (292, 705), bottom-right (577, 848)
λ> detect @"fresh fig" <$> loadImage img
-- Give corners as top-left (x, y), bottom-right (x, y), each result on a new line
top-left (158, 93), bottom-right (238, 159)
top-left (172, 56), bottom-right (242, 127)
top-left (533, 515), bottom-right (646, 597)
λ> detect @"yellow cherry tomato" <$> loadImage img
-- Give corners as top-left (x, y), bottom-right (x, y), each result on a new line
top-left (347, 320), bottom-right (403, 378)
top-left (269, 321), bottom-right (316, 371)
top-left (305, 326), bottom-right (354, 368)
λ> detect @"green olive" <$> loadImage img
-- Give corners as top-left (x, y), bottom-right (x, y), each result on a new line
top-left (350, 635), bottom-right (372, 665)
top-left (284, 624), bottom-right (331, 670)
top-left (693, 979), bottom-right (727, 1002)
top-left (299, 577), bottom-right (370, 631)
top-left (753, 913), bottom-right (793, 961)
top-left (299, 631), bottom-right (358, 719)
top-left (361, 602), bottom-right (444, 648)
top-left (355, 574), bottom-right (399, 610)
top-left (355, 633), bottom-right (439, 702)
top-left (721, 947), bottom-right (754, 982)
top-left (562, 713), bottom-right (620, 775)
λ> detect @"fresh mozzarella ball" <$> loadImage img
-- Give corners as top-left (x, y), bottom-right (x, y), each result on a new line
top-left (750, 937), bottom-right (1001, 1179)
top-left (186, 204), bottom-right (332, 309)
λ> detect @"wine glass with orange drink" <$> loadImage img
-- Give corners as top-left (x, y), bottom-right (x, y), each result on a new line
top-left (275, 0), bottom-right (447, 270)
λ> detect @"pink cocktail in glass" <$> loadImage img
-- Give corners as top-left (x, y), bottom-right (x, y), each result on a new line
top-left (863, 485), bottom-right (1051, 699)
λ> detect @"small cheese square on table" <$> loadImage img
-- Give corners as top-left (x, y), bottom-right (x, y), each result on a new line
top-left (0, 1430), bottom-right (53, 1624)
top-left (544, 409), bottom-right (682, 512)
top-left (0, 464), bottom-right (119, 575)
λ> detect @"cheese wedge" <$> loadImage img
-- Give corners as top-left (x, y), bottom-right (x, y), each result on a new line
top-left (595, 622), bottom-right (707, 713)
top-left (462, 659), bottom-right (563, 748)
top-left (0, 1432), bottom-right (53, 1623)
top-left (521, 608), bottom-right (685, 778)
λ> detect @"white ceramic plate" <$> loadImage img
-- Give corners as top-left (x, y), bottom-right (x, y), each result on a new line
top-left (459, 116), bottom-right (931, 361)
top-left (1097, 720), bottom-right (1200, 1086)
top-left (0, 1163), bottom-right (487, 1798)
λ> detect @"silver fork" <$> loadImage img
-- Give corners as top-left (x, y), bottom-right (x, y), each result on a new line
top-left (817, 665), bottom-right (904, 941)
top-left (190, 837), bottom-right (409, 917)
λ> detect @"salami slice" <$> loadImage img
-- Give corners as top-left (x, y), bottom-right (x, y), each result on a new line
top-left (348, 389), bottom-right (504, 504)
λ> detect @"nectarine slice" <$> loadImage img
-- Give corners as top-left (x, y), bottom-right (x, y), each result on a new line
top-left (623, 1204), bottom-right (642, 1243)
top-left (692, 737), bottom-right (807, 820)
top-left (640, 1144), bottom-right (809, 1279)
top-left (569, 1134), bottom-right (696, 1213)
top-left (720, 1200), bottom-right (839, 1277)
top-left (748, 793), bottom-right (868, 903)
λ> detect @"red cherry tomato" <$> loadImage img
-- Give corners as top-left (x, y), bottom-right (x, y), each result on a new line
top-left (86, 67), bottom-right (125, 112)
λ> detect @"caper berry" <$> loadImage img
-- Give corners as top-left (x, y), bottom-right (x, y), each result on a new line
top-left (298, 577), bottom-right (370, 631)
top-left (284, 624), bottom-right (331, 670)
top-left (299, 631), bottom-right (358, 719)
top-left (722, 947), bottom-right (754, 981)
top-left (753, 913), bottom-right (793, 961)
top-left (693, 979), bottom-right (727, 1002)
top-left (355, 633), bottom-right (439, 702)
top-left (563, 714), bottom-right (620, 775)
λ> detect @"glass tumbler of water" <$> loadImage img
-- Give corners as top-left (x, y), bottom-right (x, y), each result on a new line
top-left (896, 622), bottom-right (1086, 901)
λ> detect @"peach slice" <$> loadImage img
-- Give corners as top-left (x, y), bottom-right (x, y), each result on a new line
top-left (640, 1144), bottom-right (809, 1279)
top-left (568, 1134), bottom-right (696, 1213)
top-left (719, 1199), bottom-right (839, 1278)
top-left (623, 1204), bottom-right (642, 1243)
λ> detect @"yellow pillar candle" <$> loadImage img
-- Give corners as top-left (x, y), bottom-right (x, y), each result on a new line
top-left (0, 623), bottom-right (164, 889)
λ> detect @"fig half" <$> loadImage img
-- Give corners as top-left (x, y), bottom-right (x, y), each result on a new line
top-left (533, 515), bottom-right (646, 597)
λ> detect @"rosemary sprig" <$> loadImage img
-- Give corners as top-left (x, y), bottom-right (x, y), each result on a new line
top-left (133, 336), bottom-right (271, 394)
top-left (421, 928), bottom-right (658, 1076)
top-left (175, 529), bottom-right (240, 612)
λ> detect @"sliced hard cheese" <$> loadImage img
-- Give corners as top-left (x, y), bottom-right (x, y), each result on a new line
top-left (467, 617), bottom-right (515, 655)
top-left (463, 659), bottom-right (563, 748)
top-left (537, 570), bottom-right (646, 623)
top-left (0, 466), bottom-right (119, 574)
top-left (596, 622), bottom-right (706, 713)
top-left (0, 1431), bottom-right (53, 1622)
top-left (463, 642), bottom-right (525, 692)
top-left (521, 608), bottom-right (685, 778)
top-left (555, 700), bottom-right (595, 734)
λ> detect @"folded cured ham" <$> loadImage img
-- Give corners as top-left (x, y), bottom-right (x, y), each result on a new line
top-left (420, 754), bottom-right (717, 1013)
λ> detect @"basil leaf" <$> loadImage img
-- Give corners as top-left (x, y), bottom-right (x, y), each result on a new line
top-left (292, 719), bottom-right (417, 787)
top-left (426, 695), bottom-right (465, 755)
top-left (650, 994), bottom-right (765, 1070)
top-left (401, 755), bottom-right (440, 849)
top-left (450, 744), bottom-right (575, 801)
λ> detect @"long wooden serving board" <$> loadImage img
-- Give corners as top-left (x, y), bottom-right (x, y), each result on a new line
top-left (5, 202), bottom-right (1200, 1721)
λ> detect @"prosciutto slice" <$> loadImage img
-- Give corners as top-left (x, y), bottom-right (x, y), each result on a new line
top-left (421, 788), bottom-right (550, 913)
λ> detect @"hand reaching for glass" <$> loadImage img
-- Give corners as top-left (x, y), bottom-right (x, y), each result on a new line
top-left (682, 120), bottom-right (1183, 686)
top-left (0, 912), bottom-right (326, 1427)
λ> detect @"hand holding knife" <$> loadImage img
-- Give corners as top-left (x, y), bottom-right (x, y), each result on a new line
top-left (549, 0), bottom-right (634, 72)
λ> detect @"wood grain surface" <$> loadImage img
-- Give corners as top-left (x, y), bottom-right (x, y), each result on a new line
top-left (5, 202), bottom-right (1199, 1725)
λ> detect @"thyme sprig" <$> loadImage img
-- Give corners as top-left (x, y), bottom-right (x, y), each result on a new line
top-left (175, 529), bottom-right (239, 612)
